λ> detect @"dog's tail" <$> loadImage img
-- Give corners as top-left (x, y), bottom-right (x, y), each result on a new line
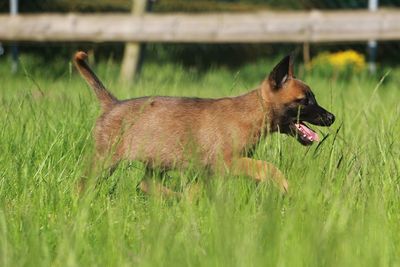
top-left (73, 51), bottom-right (118, 111)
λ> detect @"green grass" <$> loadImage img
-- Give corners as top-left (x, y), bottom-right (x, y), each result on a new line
top-left (0, 55), bottom-right (399, 267)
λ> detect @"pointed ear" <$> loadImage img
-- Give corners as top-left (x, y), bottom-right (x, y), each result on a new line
top-left (268, 54), bottom-right (295, 90)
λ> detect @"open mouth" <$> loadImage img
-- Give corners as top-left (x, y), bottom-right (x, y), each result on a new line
top-left (290, 122), bottom-right (320, 145)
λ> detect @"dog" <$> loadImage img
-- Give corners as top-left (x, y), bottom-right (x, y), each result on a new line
top-left (74, 51), bottom-right (335, 195)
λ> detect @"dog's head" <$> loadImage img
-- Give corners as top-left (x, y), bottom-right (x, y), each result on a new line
top-left (261, 54), bottom-right (335, 145)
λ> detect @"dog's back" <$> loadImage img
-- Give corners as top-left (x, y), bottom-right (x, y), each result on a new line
top-left (93, 94), bottom-right (263, 170)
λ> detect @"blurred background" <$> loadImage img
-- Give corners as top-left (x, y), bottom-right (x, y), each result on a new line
top-left (1, 0), bottom-right (400, 82)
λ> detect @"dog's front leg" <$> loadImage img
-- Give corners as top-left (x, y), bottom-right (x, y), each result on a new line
top-left (230, 157), bottom-right (288, 193)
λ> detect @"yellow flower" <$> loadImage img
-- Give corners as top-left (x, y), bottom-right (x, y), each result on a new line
top-left (309, 50), bottom-right (366, 72)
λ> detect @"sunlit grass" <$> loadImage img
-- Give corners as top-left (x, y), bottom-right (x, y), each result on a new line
top-left (0, 55), bottom-right (399, 266)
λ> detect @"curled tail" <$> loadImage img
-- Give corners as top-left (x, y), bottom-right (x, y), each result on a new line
top-left (73, 51), bottom-right (118, 111)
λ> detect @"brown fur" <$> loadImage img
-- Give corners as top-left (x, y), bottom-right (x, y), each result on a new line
top-left (74, 51), bottom-right (327, 194)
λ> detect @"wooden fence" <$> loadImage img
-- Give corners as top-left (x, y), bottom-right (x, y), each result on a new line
top-left (0, 10), bottom-right (400, 43)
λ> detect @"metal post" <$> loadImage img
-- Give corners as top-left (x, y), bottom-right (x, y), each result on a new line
top-left (10, 0), bottom-right (19, 74)
top-left (368, 0), bottom-right (378, 73)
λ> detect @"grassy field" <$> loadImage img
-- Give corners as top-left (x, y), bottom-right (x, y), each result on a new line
top-left (0, 55), bottom-right (399, 267)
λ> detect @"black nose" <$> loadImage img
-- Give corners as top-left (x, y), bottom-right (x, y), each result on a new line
top-left (326, 113), bottom-right (335, 125)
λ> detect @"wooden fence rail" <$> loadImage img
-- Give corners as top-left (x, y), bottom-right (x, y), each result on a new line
top-left (1, 10), bottom-right (400, 43)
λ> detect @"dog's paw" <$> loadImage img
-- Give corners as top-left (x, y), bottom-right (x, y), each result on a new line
top-left (280, 177), bottom-right (289, 193)
top-left (257, 162), bottom-right (289, 193)
top-left (271, 168), bottom-right (289, 193)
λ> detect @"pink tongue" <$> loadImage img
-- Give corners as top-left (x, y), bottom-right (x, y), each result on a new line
top-left (295, 123), bottom-right (320, 142)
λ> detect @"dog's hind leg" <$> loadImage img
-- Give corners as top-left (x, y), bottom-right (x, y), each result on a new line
top-left (77, 153), bottom-right (121, 194)
top-left (138, 168), bottom-right (181, 198)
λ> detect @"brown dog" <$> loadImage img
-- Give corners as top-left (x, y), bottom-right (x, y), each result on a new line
top-left (74, 51), bottom-right (335, 194)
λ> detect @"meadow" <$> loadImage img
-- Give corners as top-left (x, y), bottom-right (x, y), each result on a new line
top-left (0, 54), bottom-right (399, 267)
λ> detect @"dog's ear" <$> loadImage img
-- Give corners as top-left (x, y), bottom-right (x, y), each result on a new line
top-left (268, 54), bottom-right (294, 90)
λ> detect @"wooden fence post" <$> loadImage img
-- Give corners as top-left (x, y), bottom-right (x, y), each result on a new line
top-left (120, 0), bottom-right (147, 84)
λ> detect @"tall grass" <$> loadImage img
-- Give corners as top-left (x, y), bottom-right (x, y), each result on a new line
top-left (0, 55), bottom-right (399, 266)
